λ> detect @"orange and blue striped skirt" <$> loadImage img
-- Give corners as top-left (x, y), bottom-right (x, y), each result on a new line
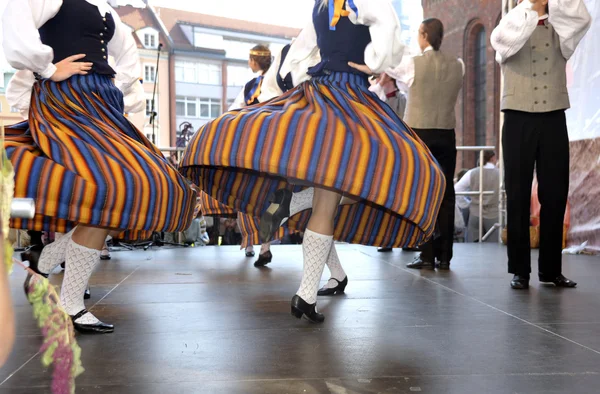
top-left (180, 72), bottom-right (445, 248)
top-left (5, 74), bottom-right (197, 238)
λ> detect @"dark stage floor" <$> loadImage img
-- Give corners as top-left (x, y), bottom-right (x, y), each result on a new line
top-left (1, 243), bottom-right (600, 393)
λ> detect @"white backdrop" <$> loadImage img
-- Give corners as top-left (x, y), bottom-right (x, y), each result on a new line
top-left (566, 0), bottom-right (599, 141)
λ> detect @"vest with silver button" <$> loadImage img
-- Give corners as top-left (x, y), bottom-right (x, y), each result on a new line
top-left (501, 21), bottom-right (569, 112)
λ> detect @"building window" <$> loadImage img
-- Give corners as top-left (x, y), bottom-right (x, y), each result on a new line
top-left (144, 33), bottom-right (157, 49)
top-left (145, 99), bottom-right (157, 117)
top-left (227, 65), bottom-right (252, 86)
top-left (193, 31), bottom-right (224, 50)
top-left (474, 28), bottom-right (487, 147)
top-left (10, 107), bottom-right (19, 113)
top-left (174, 62), bottom-right (221, 85)
top-left (176, 97), bottom-right (222, 119)
top-left (144, 65), bottom-right (156, 83)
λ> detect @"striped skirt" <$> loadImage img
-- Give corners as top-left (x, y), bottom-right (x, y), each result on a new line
top-left (180, 72), bottom-right (445, 248)
top-left (5, 74), bottom-right (197, 238)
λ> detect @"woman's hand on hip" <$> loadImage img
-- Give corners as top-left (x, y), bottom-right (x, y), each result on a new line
top-left (50, 54), bottom-right (93, 82)
top-left (348, 62), bottom-right (374, 75)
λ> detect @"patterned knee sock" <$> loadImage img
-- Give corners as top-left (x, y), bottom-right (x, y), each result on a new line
top-left (38, 227), bottom-right (76, 275)
top-left (289, 188), bottom-right (314, 217)
top-left (61, 239), bottom-right (101, 324)
top-left (296, 229), bottom-right (333, 304)
top-left (323, 243), bottom-right (347, 289)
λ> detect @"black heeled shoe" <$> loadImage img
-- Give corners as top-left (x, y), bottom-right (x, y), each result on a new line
top-left (71, 310), bottom-right (114, 334)
top-left (259, 189), bottom-right (292, 242)
top-left (245, 250), bottom-right (255, 257)
top-left (317, 276), bottom-right (348, 296)
top-left (21, 245), bottom-right (47, 296)
top-left (254, 250), bottom-right (273, 267)
top-left (291, 295), bottom-right (325, 323)
top-left (84, 287), bottom-right (91, 300)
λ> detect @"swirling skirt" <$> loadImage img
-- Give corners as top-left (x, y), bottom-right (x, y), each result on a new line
top-left (180, 72), bottom-right (445, 247)
top-left (5, 74), bottom-right (197, 238)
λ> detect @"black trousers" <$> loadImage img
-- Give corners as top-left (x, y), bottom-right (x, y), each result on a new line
top-left (413, 128), bottom-right (457, 262)
top-left (502, 110), bottom-right (569, 278)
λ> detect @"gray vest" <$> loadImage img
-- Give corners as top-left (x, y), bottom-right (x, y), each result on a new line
top-left (405, 50), bottom-right (463, 130)
top-left (501, 21), bottom-right (570, 112)
top-left (469, 167), bottom-right (500, 219)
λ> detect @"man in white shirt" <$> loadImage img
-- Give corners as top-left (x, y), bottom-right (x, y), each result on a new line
top-left (389, 18), bottom-right (464, 270)
top-left (491, 0), bottom-right (590, 289)
top-left (454, 151), bottom-right (500, 242)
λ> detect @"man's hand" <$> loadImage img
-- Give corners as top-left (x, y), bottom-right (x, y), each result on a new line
top-left (50, 54), bottom-right (93, 82)
top-left (527, 0), bottom-right (548, 16)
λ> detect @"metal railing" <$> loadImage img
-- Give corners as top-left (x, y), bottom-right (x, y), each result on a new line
top-left (456, 146), bottom-right (500, 243)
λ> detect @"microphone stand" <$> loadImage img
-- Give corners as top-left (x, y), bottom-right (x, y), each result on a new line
top-left (112, 42), bottom-right (188, 251)
top-left (149, 42), bottom-right (163, 145)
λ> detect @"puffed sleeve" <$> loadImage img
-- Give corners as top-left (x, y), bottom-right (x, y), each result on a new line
top-left (548, 0), bottom-right (591, 60)
top-left (490, 0), bottom-right (538, 64)
top-left (228, 89), bottom-right (246, 111)
top-left (107, 7), bottom-right (145, 113)
top-left (1, 0), bottom-right (62, 78)
top-left (278, 22), bottom-right (321, 87)
top-left (346, 0), bottom-right (404, 74)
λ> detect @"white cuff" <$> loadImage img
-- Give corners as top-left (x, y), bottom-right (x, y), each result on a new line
top-left (40, 63), bottom-right (57, 79)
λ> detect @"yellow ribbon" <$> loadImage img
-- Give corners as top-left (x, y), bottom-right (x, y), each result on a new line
top-left (330, 0), bottom-right (350, 29)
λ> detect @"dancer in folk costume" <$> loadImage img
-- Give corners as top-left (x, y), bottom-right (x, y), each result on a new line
top-left (229, 42), bottom-right (318, 267)
top-left (181, 0), bottom-right (445, 322)
top-left (491, 0), bottom-right (590, 289)
top-left (2, 0), bottom-right (198, 333)
top-left (229, 45), bottom-right (276, 264)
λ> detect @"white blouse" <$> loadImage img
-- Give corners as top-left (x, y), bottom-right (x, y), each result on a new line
top-left (279, 0), bottom-right (404, 87)
top-left (491, 0), bottom-right (591, 64)
top-left (2, 0), bottom-right (145, 116)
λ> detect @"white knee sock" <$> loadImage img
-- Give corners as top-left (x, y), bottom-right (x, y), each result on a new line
top-left (260, 243), bottom-right (271, 254)
top-left (296, 229), bottom-right (333, 304)
top-left (323, 243), bottom-right (347, 289)
top-left (39, 227), bottom-right (76, 274)
top-left (61, 239), bottom-right (101, 324)
top-left (289, 188), bottom-right (314, 217)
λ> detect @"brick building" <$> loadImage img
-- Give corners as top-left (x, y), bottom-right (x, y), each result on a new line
top-left (422, 0), bottom-right (503, 170)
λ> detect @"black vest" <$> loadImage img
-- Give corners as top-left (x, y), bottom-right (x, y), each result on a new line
top-left (39, 0), bottom-right (116, 76)
top-left (276, 44), bottom-right (293, 93)
top-left (243, 77), bottom-right (262, 106)
top-left (308, 0), bottom-right (371, 77)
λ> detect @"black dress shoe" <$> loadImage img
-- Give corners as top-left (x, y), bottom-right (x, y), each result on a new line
top-left (511, 274), bottom-right (530, 289)
top-left (100, 254), bottom-right (111, 261)
top-left (291, 295), bottom-right (324, 323)
top-left (406, 256), bottom-right (434, 270)
top-left (402, 247), bottom-right (421, 252)
top-left (259, 189), bottom-right (293, 242)
top-left (539, 274), bottom-right (577, 288)
top-left (437, 261), bottom-right (450, 270)
top-left (245, 250), bottom-right (255, 257)
top-left (84, 287), bottom-right (91, 300)
top-left (254, 250), bottom-right (273, 267)
top-left (317, 276), bottom-right (348, 296)
top-left (71, 310), bottom-right (114, 334)
top-left (377, 247), bottom-right (393, 253)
